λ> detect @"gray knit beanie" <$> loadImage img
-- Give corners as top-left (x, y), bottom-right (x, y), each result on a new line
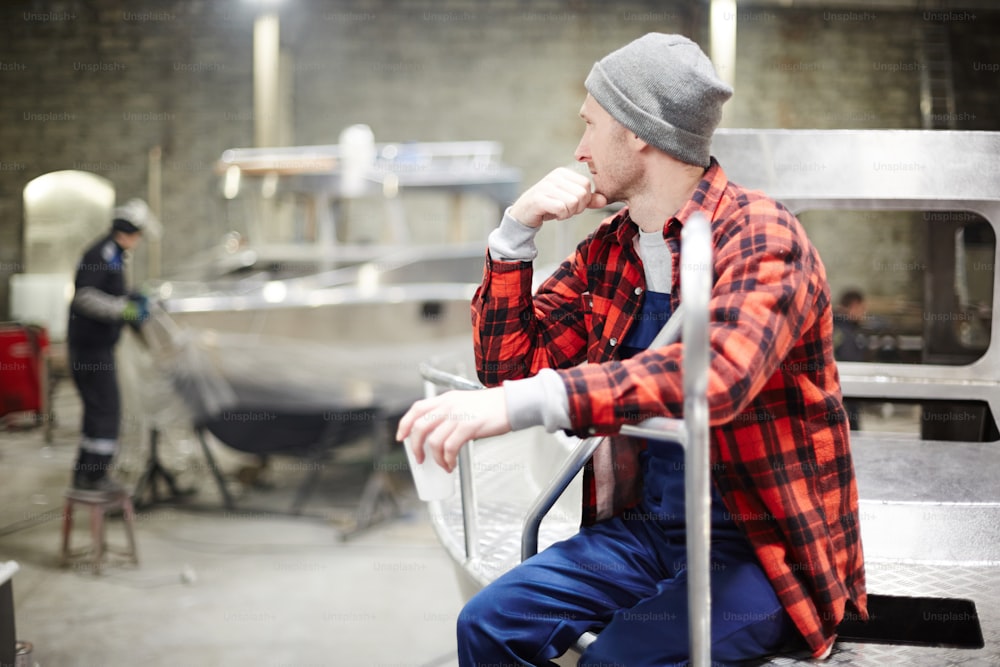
top-left (584, 33), bottom-right (733, 167)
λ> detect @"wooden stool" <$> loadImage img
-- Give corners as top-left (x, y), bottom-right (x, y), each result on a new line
top-left (60, 488), bottom-right (139, 574)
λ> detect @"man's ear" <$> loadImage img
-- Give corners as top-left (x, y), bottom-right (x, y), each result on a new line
top-left (627, 131), bottom-right (649, 152)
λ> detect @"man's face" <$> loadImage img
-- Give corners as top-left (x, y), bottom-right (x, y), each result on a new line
top-left (116, 230), bottom-right (143, 251)
top-left (574, 94), bottom-right (641, 204)
top-left (847, 300), bottom-right (866, 322)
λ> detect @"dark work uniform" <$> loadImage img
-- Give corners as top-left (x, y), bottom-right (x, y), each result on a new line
top-left (832, 314), bottom-right (867, 430)
top-left (68, 234), bottom-right (128, 483)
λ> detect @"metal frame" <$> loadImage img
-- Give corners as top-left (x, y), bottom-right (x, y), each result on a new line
top-left (419, 213), bottom-right (714, 666)
top-left (217, 140), bottom-right (522, 206)
top-left (710, 129), bottom-right (1000, 430)
top-left (417, 369), bottom-right (484, 562)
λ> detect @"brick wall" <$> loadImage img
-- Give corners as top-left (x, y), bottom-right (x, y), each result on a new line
top-left (1, 0), bottom-right (998, 318)
top-left (0, 0), bottom-right (257, 317)
top-left (728, 7), bottom-right (1000, 306)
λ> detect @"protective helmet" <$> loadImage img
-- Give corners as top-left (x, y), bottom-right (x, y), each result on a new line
top-left (111, 198), bottom-right (157, 235)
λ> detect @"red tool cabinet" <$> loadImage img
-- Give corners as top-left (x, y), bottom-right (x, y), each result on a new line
top-left (0, 323), bottom-right (49, 422)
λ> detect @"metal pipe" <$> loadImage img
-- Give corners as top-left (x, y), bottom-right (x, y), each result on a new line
top-left (253, 12), bottom-right (281, 148)
top-left (514, 211), bottom-right (714, 664)
top-left (146, 145), bottom-right (162, 279)
top-left (419, 365), bottom-right (485, 561)
top-left (517, 422), bottom-right (690, 561)
top-left (709, 0), bottom-right (738, 127)
top-left (620, 417), bottom-right (686, 443)
top-left (457, 444), bottom-right (478, 561)
top-left (418, 362), bottom-right (485, 392)
top-left (520, 435), bottom-right (604, 562)
top-left (682, 212), bottom-right (713, 667)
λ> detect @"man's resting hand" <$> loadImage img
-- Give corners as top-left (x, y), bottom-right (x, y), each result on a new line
top-left (396, 387), bottom-right (511, 473)
top-left (508, 167), bottom-right (609, 228)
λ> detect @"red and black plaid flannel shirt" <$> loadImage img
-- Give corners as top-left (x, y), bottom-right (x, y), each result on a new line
top-left (472, 159), bottom-right (867, 657)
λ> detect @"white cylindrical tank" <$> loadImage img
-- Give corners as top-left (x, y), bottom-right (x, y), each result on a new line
top-left (338, 124), bottom-right (375, 198)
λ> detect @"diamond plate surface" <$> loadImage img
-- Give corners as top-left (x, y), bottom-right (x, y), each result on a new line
top-left (757, 561), bottom-right (1000, 665)
top-left (430, 429), bottom-right (580, 588)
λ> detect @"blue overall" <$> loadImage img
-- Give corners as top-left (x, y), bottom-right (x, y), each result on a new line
top-left (457, 291), bottom-right (799, 666)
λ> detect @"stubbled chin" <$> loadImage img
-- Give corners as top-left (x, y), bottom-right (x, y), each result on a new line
top-left (592, 182), bottom-right (612, 201)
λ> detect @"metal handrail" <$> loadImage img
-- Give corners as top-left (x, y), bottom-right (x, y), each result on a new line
top-left (520, 434), bottom-right (604, 562)
top-left (418, 363), bottom-right (484, 392)
top-left (417, 211), bottom-right (714, 666)
top-left (681, 212), bottom-right (713, 667)
top-left (521, 213), bottom-right (712, 664)
top-left (419, 365), bottom-right (485, 562)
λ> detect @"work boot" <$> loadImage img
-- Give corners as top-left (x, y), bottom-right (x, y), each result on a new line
top-left (72, 450), bottom-right (124, 495)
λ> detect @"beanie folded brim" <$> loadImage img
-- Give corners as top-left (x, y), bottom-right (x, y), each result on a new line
top-left (586, 62), bottom-right (715, 167)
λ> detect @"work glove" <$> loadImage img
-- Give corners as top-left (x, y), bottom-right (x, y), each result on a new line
top-left (122, 293), bottom-right (150, 323)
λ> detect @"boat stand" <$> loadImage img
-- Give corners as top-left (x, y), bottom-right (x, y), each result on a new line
top-left (193, 415), bottom-right (404, 538)
top-left (132, 427), bottom-right (197, 509)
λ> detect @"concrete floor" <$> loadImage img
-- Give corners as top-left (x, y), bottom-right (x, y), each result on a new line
top-left (0, 380), bottom-right (465, 667)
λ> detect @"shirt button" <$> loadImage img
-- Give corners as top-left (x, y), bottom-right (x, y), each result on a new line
top-left (588, 427), bottom-right (597, 435)
top-left (609, 338), bottom-right (617, 346)
top-left (634, 287), bottom-right (642, 295)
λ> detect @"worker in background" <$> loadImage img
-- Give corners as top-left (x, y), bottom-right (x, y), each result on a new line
top-left (833, 289), bottom-right (868, 430)
top-left (67, 200), bottom-right (152, 492)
